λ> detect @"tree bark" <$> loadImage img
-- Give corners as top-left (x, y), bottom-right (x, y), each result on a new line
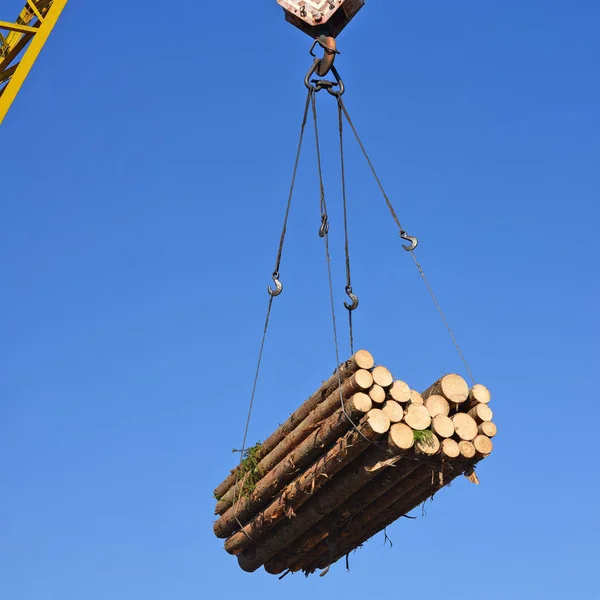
top-left (225, 410), bottom-right (391, 557)
top-left (236, 414), bottom-right (395, 572)
top-left (213, 350), bottom-right (374, 499)
top-left (215, 370), bottom-right (373, 514)
top-left (214, 395), bottom-right (376, 540)
top-left (263, 459), bottom-right (422, 574)
top-left (422, 374), bottom-right (469, 405)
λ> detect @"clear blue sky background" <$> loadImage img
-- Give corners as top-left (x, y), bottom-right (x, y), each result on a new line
top-left (1, 1), bottom-right (599, 598)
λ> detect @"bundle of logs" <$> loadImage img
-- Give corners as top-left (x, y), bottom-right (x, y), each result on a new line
top-left (212, 350), bottom-right (495, 576)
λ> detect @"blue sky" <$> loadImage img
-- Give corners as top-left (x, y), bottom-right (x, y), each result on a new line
top-left (1, 1), bottom-right (598, 598)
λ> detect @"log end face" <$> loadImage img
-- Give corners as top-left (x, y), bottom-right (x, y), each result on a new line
top-left (441, 438), bottom-right (461, 458)
top-left (470, 383), bottom-right (491, 404)
top-left (432, 415), bottom-right (455, 439)
top-left (389, 380), bottom-right (411, 403)
top-left (366, 408), bottom-right (392, 435)
top-left (441, 374), bottom-right (470, 404)
top-left (388, 423), bottom-right (415, 451)
top-left (474, 434), bottom-right (493, 456)
top-left (354, 369), bottom-right (374, 391)
top-left (354, 349), bottom-right (375, 371)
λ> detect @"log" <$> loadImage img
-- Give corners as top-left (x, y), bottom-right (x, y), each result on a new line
top-left (478, 421), bottom-right (497, 438)
top-left (410, 390), bottom-right (424, 405)
top-left (388, 423), bottom-right (415, 452)
top-left (369, 385), bottom-right (386, 405)
top-left (431, 415), bottom-right (455, 439)
top-left (469, 404), bottom-right (493, 424)
top-left (236, 417), bottom-right (398, 572)
top-left (214, 394), bottom-right (375, 539)
top-left (389, 380), bottom-right (411, 403)
top-left (372, 366), bottom-right (393, 388)
top-left (459, 440), bottom-right (476, 459)
top-left (425, 394), bottom-right (450, 418)
top-left (298, 465), bottom-right (436, 572)
top-left (440, 438), bottom-right (460, 458)
top-left (468, 384), bottom-right (491, 405)
top-left (415, 432), bottom-right (440, 456)
top-left (264, 459), bottom-right (422, 574)
top-left (473, 434), bottom-right (493, 456)
top-left (452, 413), bottom-right (478, 441)
top-left (225, 410), bottom-right (391, 557)
top-left (382, 400), bottom-right (404, 423)
top-left (423, 374), bottom-right (469, 405)
top-left (215, 371), bottom-right (374, 514)
top-left (304, 463), bottom-right (467, 573)
top-left (403, 404), bottom-right (431, 430)
top-left (213, 350), bottom-right (374, 499)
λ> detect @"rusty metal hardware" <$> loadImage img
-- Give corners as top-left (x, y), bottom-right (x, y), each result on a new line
top-left (268, 272), bottom-right (283, 296)
top-left (310, 35), bottom-right (339, 76)
top-left (304, 58), bottom-right (345, 96)
top-left (400, 231), bottom-right (419, 252)
top-left (319, 214), bottom-right (330, 237)
top-left (277, 0), bottom-right (365, 39)
top-left (344, 285), bottom-right (359, 311)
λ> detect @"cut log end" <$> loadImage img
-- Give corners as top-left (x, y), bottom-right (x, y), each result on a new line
top-left (431, 415), bottom-right (455, 439)
top-left (382, 400), bottom-right (404, 423)
top-left (469, 383), bottom-right (491, 405)
top-left (410, 390), bottom-right (424, 405)
top-left (459, 441), bottom-right (476, 459)
top-left (441, 438), bottom-right (460, 458)
top-left (425, 394), bottom-right (450, 418)
top-left (388, 423), bottom-right (415, 451)
top-left (353, 349), bottom-right (375, 371)
top-left (404, 404), bottom-right (431, 431)
top-left (473, 434), bottom-right (493, 456)
top-left (369, 385), bottom-right (386, 405)
top-left (415, 432), bottom-right (441, 455)
top-left (452, 413), bottom-right (478, 441)
top-left (424, 374), bottom-right (469, 404)
top-left (372, 366), bottom-right (393, 388)
top-left (478, 421), bottom-right (497, 438)
top-left (366, 409), bottom-right (392, 435)
top-left (389, 380), bottom-right (411, 403)
top-left (353, 369), bottom-right (375, 391)
top-left (469, 404), bottom-right (493, 423)
top-left (350, 392), bottom-right (373, 414)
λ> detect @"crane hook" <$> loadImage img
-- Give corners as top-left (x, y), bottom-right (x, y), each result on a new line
top-left (344, 286), bottom-right (359, 311)
top-left (268, 272), bottom-right (283, 297)
top-left (309, 35), bottom-right (340, 77)
top-left (400, 231), bottom-right (418, 252)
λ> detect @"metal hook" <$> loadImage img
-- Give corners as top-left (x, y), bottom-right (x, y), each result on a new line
top-left (268, 271), bottom-right (283, 297)
top-left (309, 35), bottom-right (340, 77)
top-left (319, 214), bottom-right (329, 238)
top-left (400, 231), bottom-right (418, 252)
top-left (344, 285), bottom-right (359, 311)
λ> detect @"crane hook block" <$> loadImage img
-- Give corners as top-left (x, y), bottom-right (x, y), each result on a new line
top-left (277, 0), bottom-right (365, 39)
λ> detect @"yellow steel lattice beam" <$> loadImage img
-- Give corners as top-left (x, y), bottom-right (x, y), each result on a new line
top-left (0, 0), bottom-right (68, 125)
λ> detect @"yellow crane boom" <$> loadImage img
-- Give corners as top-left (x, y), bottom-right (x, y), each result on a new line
top-left (0, 0), bottom-right (68, 125)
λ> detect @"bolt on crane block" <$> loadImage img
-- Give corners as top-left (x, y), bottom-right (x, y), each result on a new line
top-left (277, 0), bottom-right (365, 38)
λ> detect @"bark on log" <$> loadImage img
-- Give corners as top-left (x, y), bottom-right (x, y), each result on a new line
top-left (388, 423), bottom-right (415, 452)
top-left (469, 404), bottom-right (493, 424)
top-left (225, 410), bottom-right (391, 557)
top-left (236, 419), bottom-right (398, 572)
top-left (473, 434), bottom-right (493, 456)
top-left (478, 421), bottom-right (497, 438)
top-left (264, 459), bottom-right (422, 574)
top-left (459, 440), bottom-right (476, 459)
top-left (425, 394), bottom-right (450, 418)
top-left (440, 438), bottom-right (460, 458)
top-left (372, 366), bottom-right (394, 388)
top-left (213, 350), bottom-right (374, 499)
top-left (423, 374), bottom-right (469, 405)
top-left (404, 404), bottom-right (431, 430)
top-left (382, 400), bottom-right (404, 423)
top-left (215, 371), bottom-right (374, 515)
top-left (214, 395), bottom-right (376, 539)
top-left (304, 463), bottom-right (467, 573)
top-left (431, 415), bottom-right (455, 439)
top-left (452, 413), bottom-right (478, 441)
top-left (369, 385), bottom-right (386, 405)
top-left (389, 380), bottom-right (411, 403)
top-left (297, 465), bottom-right (436, 572)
